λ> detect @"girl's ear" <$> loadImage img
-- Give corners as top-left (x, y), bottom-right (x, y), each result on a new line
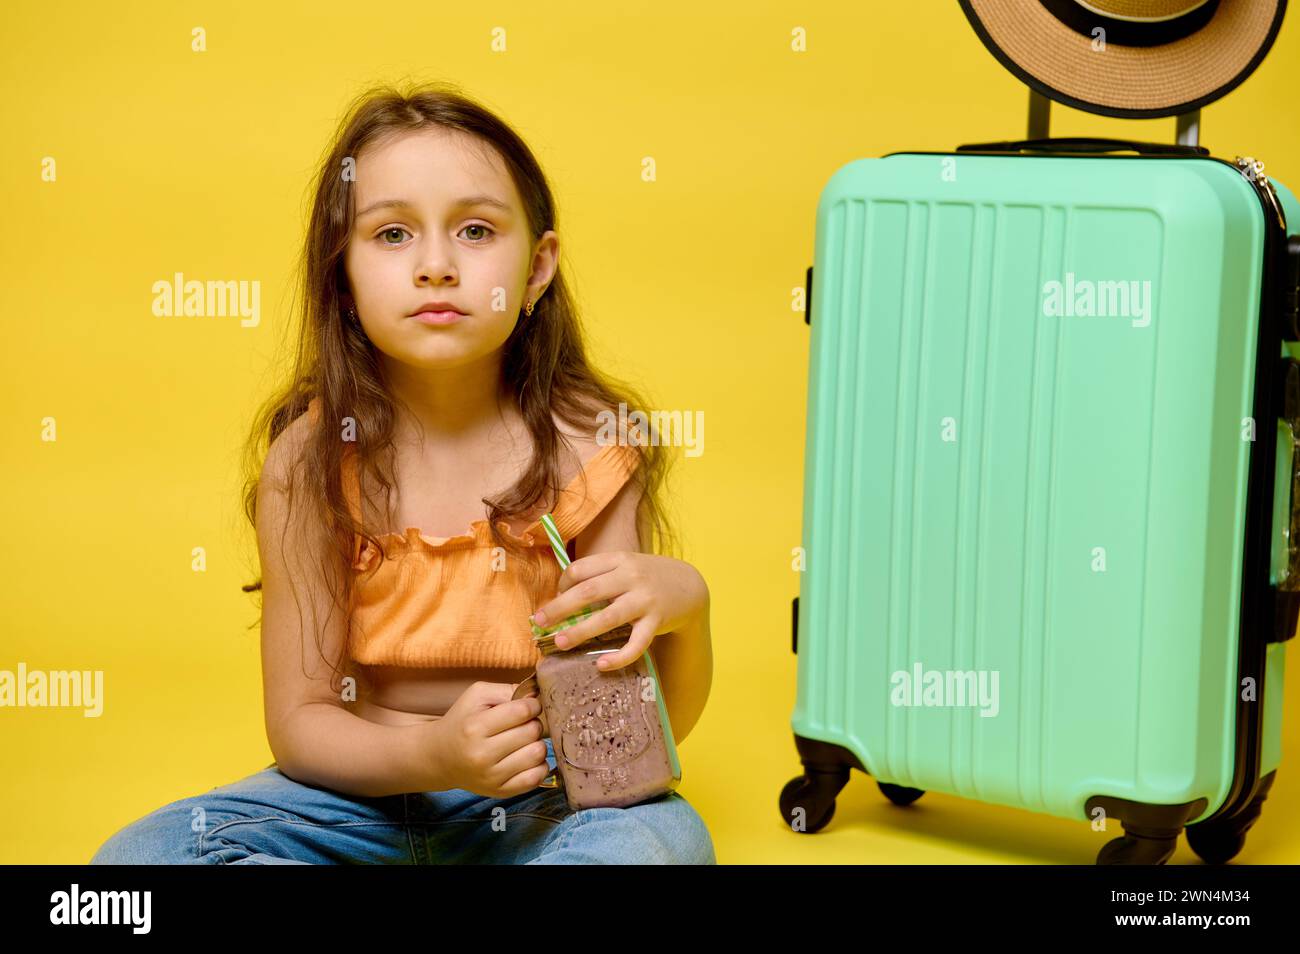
top-left (336, 263), bottom-right (357, 315)
top-left (339, 290), bottom-right (359, 324)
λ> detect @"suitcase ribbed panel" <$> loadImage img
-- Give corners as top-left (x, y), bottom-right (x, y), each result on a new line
top-left (793, 155), bottom-right (1267, 822)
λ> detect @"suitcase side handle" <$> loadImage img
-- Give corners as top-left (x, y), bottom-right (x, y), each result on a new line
top-left (1270, 360), bottom-right (1297, 590)
top-left (803, 265), bottom-right (812, 326)
top-left (1271, 353), bottom-right (1300, 642)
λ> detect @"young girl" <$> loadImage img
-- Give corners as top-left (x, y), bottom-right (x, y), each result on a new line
top-left (90, 82), bottom-right (716, 864)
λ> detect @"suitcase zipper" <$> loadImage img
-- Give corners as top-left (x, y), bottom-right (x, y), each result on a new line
top-left (1203, 151), bottom-right (1289, 825)
top-left (1233, 156), bottom-right (1287, 233)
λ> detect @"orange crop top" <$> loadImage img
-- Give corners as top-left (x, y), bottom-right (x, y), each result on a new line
top-left (323, 406), bottom-right (643, 670)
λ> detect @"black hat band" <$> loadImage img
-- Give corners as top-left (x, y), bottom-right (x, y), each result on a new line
top-left (1038, 0), bottom-right (1222, 46)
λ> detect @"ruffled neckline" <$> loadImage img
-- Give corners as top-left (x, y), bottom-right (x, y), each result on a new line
top-left (371, 516), bottom-right (543, 551)
top-left (353, 442), bottom-right (632, 560)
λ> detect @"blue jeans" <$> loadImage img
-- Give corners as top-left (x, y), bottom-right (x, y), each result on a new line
top-left (90, 738), bottom-right (715, 865)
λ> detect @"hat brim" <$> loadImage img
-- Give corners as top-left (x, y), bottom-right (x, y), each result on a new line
top-left (960, 0), bottom-right (1287, 118)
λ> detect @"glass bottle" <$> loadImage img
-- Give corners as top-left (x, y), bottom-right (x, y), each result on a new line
top-left (524, 620), bottom-right (682, 810)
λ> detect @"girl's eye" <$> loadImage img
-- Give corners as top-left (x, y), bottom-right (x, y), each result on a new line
top-left (375, 224), bottom-right (493, 245)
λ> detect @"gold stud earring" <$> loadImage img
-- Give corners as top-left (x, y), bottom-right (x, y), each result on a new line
top-left (524, 298), bottom-right (535, 317)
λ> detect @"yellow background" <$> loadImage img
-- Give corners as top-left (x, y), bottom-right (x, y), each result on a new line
top-left (3, 0), bottom-right (1299, 864)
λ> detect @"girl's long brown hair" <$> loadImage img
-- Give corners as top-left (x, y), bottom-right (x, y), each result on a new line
top-left (239, 81), bottom-right (680, 692)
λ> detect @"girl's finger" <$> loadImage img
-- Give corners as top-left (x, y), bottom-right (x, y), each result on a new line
top-left (553, 598), bottom-right (630, 650)
top-left (537, 570), bottom-right (624, 633)
top-left (555, 552), bottom-right (624, 593)
top-left (594, 615), bottom-right (657, 671)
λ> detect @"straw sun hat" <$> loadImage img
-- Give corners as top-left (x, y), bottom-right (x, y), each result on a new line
top-left (959, 0), bottom-right (1287, 118)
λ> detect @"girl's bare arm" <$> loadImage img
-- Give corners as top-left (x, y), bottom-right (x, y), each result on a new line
top-left (255, 413), bottom-right (447, 798)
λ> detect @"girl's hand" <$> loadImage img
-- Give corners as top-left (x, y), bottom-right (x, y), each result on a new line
top-left (530, 552), bottom-right (707, 672)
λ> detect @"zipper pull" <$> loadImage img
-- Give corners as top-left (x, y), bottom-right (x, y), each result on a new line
top-left (1235, 156), bottom-right (1287, 232)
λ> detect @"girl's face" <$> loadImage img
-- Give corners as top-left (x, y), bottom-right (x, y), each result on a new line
top-left (343, 127), bottom-right (557, 371)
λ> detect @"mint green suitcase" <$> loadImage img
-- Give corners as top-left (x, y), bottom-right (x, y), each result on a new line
top-left (784, 135), bottom-right (1300, 864)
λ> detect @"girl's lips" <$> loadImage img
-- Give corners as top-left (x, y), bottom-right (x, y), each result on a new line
top-left (410, 310), bottom-right (465, 325)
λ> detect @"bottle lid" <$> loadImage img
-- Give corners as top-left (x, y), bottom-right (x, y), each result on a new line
top-left (530, 605), bottom-right (598, 640)
top-left (532, 617), bottom-right (634, 655)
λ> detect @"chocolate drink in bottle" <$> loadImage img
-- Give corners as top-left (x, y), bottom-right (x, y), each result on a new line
top-left (517, 620), bottom-right (682, 810)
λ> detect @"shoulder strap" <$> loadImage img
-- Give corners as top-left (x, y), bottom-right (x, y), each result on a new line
top-left (341, 448), bottom-right (363, 525)
top-left (530, 442), bottom-right (642, 542)
top-left (309, 397), bottom-right (364, 524)
top-left (307, 396), bottom-right (367, 565)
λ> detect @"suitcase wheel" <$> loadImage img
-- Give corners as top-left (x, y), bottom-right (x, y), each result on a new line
top-left (780, 773), bottom-right (842, 833)
top-left (877, 781), bottom-right (926, 806)
top-left (1184, 824), bottom-right (1247, 865)
top-left (1097, 831), bottom-right (1180, 865)
top-left (1183, 770), bottom-right (1276, 865)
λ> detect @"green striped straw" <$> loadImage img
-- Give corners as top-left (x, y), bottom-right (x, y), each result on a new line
top-left (538, 512), bottom-right (572, 570)
top-left (531, 513), bottom-right (602, 639)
